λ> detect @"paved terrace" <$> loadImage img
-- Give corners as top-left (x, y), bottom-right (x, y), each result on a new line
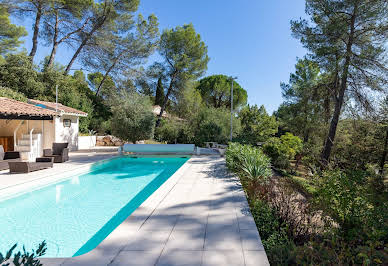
top-left (1, 153), bottom-right (269, 266)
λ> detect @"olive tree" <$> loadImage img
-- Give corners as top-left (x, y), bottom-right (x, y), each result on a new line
top-left (110, 91), bottom-right (155, 143)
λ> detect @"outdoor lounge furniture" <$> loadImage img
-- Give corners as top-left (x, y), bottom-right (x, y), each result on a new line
top-left (8, 157), bottom-right (53, 173)
top-left (43, 143), bottom-right (69, 163)
top-left (0, 145), bottom-right (21, 171)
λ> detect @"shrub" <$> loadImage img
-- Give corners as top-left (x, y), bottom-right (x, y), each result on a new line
top-left (226, 143), bottom-right (271, 199)
top-left (238, 104), bottom-right (278, 145)
top-left (192, 106), bottom-right (241, 146)
top-left (250, 199), bottom-right (297, 265)
top-left (263, 137), bottom-right (290, 169)
top-left (154, 118), bottom-right (182, 143)
top-left (240, 147), bottom-right (272, 199)
top-left (314, 170), bottom-right (387, 241)
top-left (0, 241), bottom-right (46, 266)
top-left (263, 133), bottom-right (303, 169)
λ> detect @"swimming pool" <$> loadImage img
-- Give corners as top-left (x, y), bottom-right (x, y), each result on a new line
top-left (0, 156), bottom-right (188, 257)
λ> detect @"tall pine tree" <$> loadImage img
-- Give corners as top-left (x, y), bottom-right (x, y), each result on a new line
top-left (292, 0), bottom-right (388, 166)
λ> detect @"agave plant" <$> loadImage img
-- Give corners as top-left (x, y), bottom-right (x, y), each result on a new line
top-left (240, 147), bottom-right (272, 199)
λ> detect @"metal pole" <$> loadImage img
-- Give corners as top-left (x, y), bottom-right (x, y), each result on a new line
top-left (230, 79), bottom-right (234, 142)
top-left (55, 84), bottom-right (58, 112)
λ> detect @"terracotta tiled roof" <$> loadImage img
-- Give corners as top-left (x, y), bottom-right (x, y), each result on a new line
top-left (0, 97), bottom-right (57, 118)
top-left (28, 99), bottom-right (88, 117)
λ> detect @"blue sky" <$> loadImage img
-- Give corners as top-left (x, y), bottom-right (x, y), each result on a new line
top-left (14, 0), bottom-right (308, 114)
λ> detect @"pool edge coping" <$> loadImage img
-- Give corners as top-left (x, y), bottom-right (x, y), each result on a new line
top-left (36, 155), bottom-right (194, 264)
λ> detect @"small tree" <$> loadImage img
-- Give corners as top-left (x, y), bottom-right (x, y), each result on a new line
top-left (238, 105), bottom-right (278, 145)
top-left (110, 91), bottom-right (155, 143)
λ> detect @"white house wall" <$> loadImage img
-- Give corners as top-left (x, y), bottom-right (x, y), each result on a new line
top-left (54, 115), bottom-right (79, 151)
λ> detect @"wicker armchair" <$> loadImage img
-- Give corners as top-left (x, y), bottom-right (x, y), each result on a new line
top-left (43, 143), bottom-right (69, 163)
top-left (0, 145), bottom-right (21, 171)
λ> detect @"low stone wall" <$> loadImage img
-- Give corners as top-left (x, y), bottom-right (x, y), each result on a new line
top-left (96, 135), bottom-right (124, 146)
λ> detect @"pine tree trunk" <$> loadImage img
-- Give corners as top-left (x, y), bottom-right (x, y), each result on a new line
top-left (379, 126), bottom-right (388, 178)
top-left (47, 13), bottom-right (59, 69)
top-left (47, 43), bottom-right (58, 68)
top-left (96, 58), bottom-right (119, 96)
top-left (64, 39), bottom-right (87, 75)
top-left (321, 7), bottom-right (357, 167)
top-left (29, 4), bottom-right (42, 62)
top-left (155, 76), bottom-right (175, 127)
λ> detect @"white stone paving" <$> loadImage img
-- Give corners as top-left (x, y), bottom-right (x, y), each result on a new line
top-left (11, 156), bottom-right (270, 266)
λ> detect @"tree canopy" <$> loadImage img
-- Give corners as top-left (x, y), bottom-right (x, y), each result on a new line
top-left (196, 74), bottom-right (247, 109)
top-left (154, 23), bottom-right (209, 127)
top-left (110, 91), bottom-right (155, 143)
top-left (0, 6), bottom-right (26, 57)
top-left (238, 104), bottom-right (278, 145)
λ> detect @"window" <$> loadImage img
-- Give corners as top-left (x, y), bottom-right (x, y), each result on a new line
top-left (63, 119), bottom-right (71, 127)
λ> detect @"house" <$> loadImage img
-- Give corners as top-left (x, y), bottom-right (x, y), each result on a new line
top-left (152, 105), bottom-right (185, 121)
top-left (152, 105), bottom-right (169, 118)
top-left (0, 97), bottom-right (87, 161)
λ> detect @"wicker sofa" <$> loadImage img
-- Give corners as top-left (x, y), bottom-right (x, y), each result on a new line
top-left (0, 145), bottom-right (21, 171)
top-left (43, 143), bottom-right (69, 163)
top-left (9, 157), bottom-right (54, 173)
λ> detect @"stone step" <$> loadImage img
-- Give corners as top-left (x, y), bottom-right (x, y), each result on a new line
top-left (15, 145), bottom-right (31, 152)
top-left (21, 133), bottom-right (41, 139)
top-left (18, 139), bottom-right (31, 145)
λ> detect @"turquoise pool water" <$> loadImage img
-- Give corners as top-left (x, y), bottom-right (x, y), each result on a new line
top-left (0, 156), bottom-right (188, 257)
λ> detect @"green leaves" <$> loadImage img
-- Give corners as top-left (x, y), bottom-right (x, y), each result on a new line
top-left (0, 7), bottom-right (27, 56)
top-left (238, 104), bottom-right (278, 145)
top-left (0, 86), bottom-right (27, 102)
top-left (110, 91), bottom-right (155, 143)
top-left (159, 23), bottom-right (209, 80)
top-left (263, 133), bottom-right (303, 169)
top-left (0, 241), bottom-right (46, 266)
top-left (196, 74), bottom-right (247, 109)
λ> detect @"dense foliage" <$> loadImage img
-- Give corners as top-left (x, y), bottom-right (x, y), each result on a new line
top-left (238, 105), bottom-right (278, 145)
top-left (196, 74), bottom-right (247, 109)
top-left (0, 86), bottom-right (27, 102)
top-left (110, 91), bottom-right (155, 143)
top-left (263, 133), bottom-right (303, 169)
top-left (226, 143), bottom-right (388, 265)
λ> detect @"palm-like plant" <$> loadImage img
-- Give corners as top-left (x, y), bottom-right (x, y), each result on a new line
top-left (240, 147), bottom-right (272, 199)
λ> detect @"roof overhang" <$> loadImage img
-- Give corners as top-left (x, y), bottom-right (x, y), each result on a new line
top-left (0, 113), bottom-right (53, 120)
top-left (58, 111), bottom-right (88, 117)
